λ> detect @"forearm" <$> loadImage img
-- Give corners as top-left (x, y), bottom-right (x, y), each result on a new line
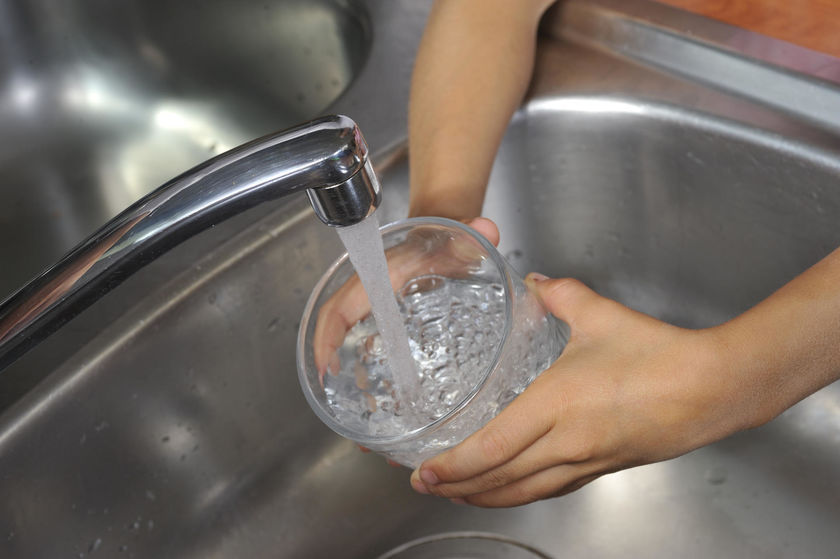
top-left (714, 247), bottom-right (840, 428)
top-left (408, 0), bottom-right (555, 220)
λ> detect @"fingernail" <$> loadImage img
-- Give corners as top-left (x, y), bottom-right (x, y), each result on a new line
top-left (410, 473), bottom-right (430, 495)
top-left (419, 468), bottom-right (439, 486)
top-left (527, 272), bottom-right (549, 283)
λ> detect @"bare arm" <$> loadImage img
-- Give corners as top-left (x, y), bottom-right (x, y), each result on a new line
top-left (408, 0), bottom-right (556, 220)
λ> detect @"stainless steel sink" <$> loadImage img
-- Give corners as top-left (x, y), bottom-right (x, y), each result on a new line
top-left (1, 0), bottom-right (839, 557)
top-left (0, 0), bottom-right (370, 301)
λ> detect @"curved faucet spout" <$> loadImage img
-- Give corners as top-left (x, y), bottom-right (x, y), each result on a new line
top-left (0, 114), bottom-right (381, 369)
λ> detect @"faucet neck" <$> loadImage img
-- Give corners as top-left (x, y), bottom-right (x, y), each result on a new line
top-left (0, 114), bottom-right (380, 369)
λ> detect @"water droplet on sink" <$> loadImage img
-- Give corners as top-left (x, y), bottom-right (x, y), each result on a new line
top-left (267, 318), bottom-right (280, 332)
top-left (704, 466), bottom-right (727, 485)
top-left (89, 538), bottom-right (102, 553)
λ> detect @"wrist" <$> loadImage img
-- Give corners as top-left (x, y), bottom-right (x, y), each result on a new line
top-left (408, 184), bottom-right (486, 221)
top-left (660, 328), bottom-right (763, 450)
top-left (705, 317), bottom-right (797, 431)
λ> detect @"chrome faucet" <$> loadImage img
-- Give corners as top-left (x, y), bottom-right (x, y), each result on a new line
top-left (0, 114), bottom-right (381, 368)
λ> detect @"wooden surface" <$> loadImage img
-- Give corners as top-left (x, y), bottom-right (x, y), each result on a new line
top-left (655, 0), bottom-right (840, 59)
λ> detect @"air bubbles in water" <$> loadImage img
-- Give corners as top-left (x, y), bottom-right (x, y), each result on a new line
top-left (324, 275), bottom-right (506, 436)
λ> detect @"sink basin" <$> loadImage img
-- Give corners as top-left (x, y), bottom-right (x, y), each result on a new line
top-left (0, 0), bottom-right (370, 301)
top-left (0, 0), bottom-right (838, 557)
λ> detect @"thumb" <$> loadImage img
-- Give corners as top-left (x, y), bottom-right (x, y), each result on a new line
top-left (524, 274), bottom-right (601, 328)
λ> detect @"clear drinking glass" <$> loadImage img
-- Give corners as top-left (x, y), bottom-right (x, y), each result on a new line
top-left (297, 217), bottom-right (568, 468)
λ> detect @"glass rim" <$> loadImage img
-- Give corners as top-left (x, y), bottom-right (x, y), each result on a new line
top-left (296, 216), bottom-right (514, 447)
top-left (375, 531), bottom-right (554, 559)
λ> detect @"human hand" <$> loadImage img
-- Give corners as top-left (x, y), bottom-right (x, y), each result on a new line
top-left (312, 217), bottom-right (501, 384)
top-left (409, 274), bottom-right (752, 507)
